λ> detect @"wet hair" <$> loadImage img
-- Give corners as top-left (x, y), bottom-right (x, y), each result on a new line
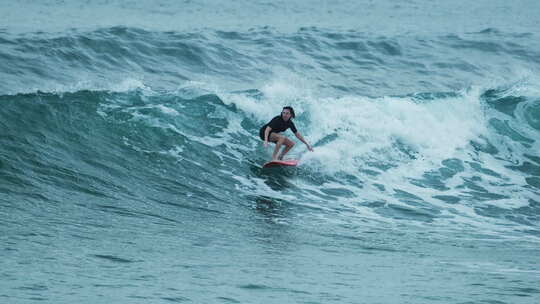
top-left (282, 106), bottom-right (296, 118)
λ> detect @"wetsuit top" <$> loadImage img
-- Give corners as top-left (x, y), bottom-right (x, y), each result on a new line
top-left (260, 115), bottom-right (297, 139)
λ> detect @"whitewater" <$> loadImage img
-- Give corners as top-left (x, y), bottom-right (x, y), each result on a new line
top-left (1, 1), bottom-right (539, 303)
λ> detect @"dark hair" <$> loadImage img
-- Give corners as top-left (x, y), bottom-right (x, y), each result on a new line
top-left (282, 106), bottom-right (296, 118)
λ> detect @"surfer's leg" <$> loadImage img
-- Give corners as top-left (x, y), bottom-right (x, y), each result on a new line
top-left (269, 134), bottom-right (285, 160)
top-left (278, 138), bottom-right (295, 160)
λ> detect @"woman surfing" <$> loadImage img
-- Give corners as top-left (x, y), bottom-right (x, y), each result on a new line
top-left (259, 106), bottom-right (313, 161)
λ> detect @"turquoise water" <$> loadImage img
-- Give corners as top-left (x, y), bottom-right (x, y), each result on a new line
top-left (1, 1), bottom-right (539, 303)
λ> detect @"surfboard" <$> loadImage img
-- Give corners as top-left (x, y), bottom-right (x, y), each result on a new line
top-left (262, 159), bottom-right (299, 168)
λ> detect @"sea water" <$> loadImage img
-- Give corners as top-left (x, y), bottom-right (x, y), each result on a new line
top-left (1, 1), bottom-right (539, 303)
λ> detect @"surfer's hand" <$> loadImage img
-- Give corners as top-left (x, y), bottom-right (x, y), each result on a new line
top-left (307, 144), bottom-right (314, 152)
top-left (264, 141), bottom-right (269, 148)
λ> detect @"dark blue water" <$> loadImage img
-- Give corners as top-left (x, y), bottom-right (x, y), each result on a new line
top-left (1, 1), bottom-right (540, 303)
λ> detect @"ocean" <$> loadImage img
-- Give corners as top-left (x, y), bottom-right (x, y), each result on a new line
top-left (1, 1), bottom-right (539, 303)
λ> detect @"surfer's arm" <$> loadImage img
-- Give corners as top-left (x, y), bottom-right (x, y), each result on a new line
top-left (294, 132), bottom-right (314, 152)
top-left (264, 126), bottom-right (272, 147)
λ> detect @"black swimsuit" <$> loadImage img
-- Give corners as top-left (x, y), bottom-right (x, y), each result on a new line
top-left (259, 115), bottom-right (297, 140)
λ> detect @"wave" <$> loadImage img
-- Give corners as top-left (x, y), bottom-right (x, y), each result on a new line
top-left (1, 79), bottom-right (538, 239)
top-left (1, 26), bottom-right (539, 95)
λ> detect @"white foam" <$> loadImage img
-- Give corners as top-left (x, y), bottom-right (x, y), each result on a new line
top-left (109, 78), bottom-right (150, 93)
top-left (300, 87), bottom-right (487, 180)
top-left (156, 104), bottom-right (179, 115)
top-left (221, 69), bottom-right (318, 124)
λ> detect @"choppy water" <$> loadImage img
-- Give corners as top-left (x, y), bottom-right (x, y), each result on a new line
top-left (1, 1), bottom-right (539, 303)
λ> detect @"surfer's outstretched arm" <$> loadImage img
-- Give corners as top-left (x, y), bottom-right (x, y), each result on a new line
top-left (294, 132), bottom-right (313, 152)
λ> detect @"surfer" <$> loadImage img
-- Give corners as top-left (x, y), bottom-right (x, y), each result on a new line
top-left (259, 106), bottom-right (313, 161)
